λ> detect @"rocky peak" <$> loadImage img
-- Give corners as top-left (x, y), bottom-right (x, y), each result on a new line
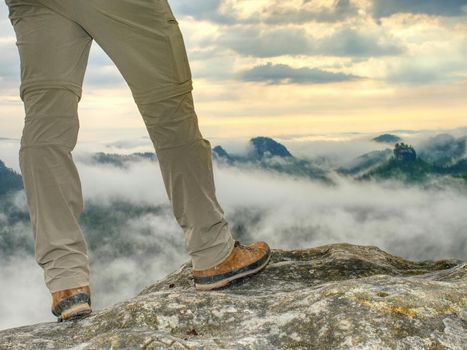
top-left (0, 243), bottom-right (465, 349)
top-left (248, 136), bottom-right (293, 159)
top-left (394, 142), bottom-right (417, 162)
top-left (212, 145), bottom-right (233, 162)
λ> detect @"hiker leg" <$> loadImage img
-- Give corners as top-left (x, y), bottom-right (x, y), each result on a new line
top-left (72, 0), bottom-right (235, 269)
top-left (6, 0), bottom-right (93, 292)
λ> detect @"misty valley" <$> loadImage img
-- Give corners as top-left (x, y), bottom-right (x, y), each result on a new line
top-left (0, 130), bottom-right (466, 329)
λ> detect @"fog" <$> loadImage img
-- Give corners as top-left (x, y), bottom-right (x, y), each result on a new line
top-left (0, 129), bottom-right (466, 330)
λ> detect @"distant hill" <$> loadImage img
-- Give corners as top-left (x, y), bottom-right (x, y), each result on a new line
top-left (0, 160), bottom-right (23, 197)
top-left (213, 137), bottom-right (331, 183)
top-left (75, 137), bottom-right (331, 183)
top-left (213, 137), bottom-right (294, 163)
top-left (88, 152), bottom-right (157, 168)
top-left (337, 149), bottom-right (393, 176)
top-left (212, 145), bottom-right (234, 163)
top-left (358, 142), bottom-right (467, 183)
top-left (359, 157), bottom-right (436, 182)
top-left (247, 136), bottom-right (293, 159)
top-left (372, 134), bottom-right (402, 144)
top-left (84, 135), bottom-right (467, 186)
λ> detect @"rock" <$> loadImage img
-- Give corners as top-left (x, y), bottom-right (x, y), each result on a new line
top-left (248, 136), bottom-right (293, 159)
top-left (0, 243), bottom-right (465, 349)
top-left (394, 143), bottom-right (417, 162)
top-left (212, 145), bottom-right (233, 163)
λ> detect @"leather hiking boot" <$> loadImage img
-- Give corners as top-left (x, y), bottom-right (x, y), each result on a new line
top-left (192, 240), bottom-right (271, 290)
top-left (51, 285), bottom-right (92, 322)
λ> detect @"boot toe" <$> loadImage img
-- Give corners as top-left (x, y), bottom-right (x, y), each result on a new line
top-left (193, 241), bottom-right (271, 291)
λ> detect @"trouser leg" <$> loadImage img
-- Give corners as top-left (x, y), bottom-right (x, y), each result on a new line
top-left (70, 0), bottom-right (235, 269)
top-left (137, 92), bottom-right (236, 270)
top-left (6, 0), bottom-right (93, 292)
top-left (19, 89), bottom-right (90, 293)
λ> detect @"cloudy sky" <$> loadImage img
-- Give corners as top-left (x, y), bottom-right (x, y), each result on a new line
top-left (1, 0), bottom-right (467, 142)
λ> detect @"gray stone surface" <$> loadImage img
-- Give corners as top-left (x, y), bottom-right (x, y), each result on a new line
top-left (0, 243), bottom-right (465, 349)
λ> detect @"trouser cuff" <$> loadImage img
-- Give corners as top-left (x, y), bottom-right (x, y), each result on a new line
top-left (191, 236), bottom-right (236, 270)
top-left (47, 274), bottom-right (90, 293)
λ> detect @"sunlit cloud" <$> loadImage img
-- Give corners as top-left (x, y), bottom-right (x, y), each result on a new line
top-left (239, 62), bottom-right (360, 84)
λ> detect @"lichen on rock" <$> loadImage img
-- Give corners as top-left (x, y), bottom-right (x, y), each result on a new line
top-left (0, 243), bottom-right (465, 349)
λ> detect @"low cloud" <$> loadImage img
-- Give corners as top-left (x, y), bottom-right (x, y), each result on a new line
top-left (319, 28), bottom-right (403, 57)
top-left (170, 0), bottom-right (236, 25)
top-left (0, 4), bottom-right (21, 92)
top-left (385, 54), bottom-right (467, 85)
top-left (171, 0), bottom-right (358, 25)
top-left (217, 27), bottom-right (404, 58)
top-left (239, 62), bottom-right (360, 84)
top-left (262, 0), bottom-right (358, 24)
top-left (418, 133), bottom-right (467, 166)
top-left (372, 0), bottom-right (467, 19)
top-left (218, 26), bottom-right (312, 58)
top-left (0, 41), bottom-right (20, 88)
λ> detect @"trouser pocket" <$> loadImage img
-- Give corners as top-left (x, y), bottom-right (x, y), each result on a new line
top-left (167, 26), bottom-right (192, 83)
top-left (152, 0), bottom-right (192, 83)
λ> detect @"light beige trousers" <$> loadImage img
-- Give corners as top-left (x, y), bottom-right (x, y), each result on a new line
top-left (5, 0), bottom-right (235, 293)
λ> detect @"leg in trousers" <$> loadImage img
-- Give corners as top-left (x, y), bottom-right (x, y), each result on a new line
top-left (6, 0), bottom-right (92, 292)
top-left (42, 0), bottom-right (236, 270)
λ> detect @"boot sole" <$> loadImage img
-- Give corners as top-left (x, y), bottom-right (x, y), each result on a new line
top-left (57, 303), bottom-right (92, 322)
top-left (194, 249), bottom-right (272, 291)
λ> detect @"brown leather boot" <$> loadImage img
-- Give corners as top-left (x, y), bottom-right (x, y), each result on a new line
top-left (51, 285), bottom-right (92, 322)
top-left (192, 240), bottom-right (271, 290)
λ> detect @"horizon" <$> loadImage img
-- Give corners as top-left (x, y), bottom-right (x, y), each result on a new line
top-left (1, 125), bottom-right (467, 173)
